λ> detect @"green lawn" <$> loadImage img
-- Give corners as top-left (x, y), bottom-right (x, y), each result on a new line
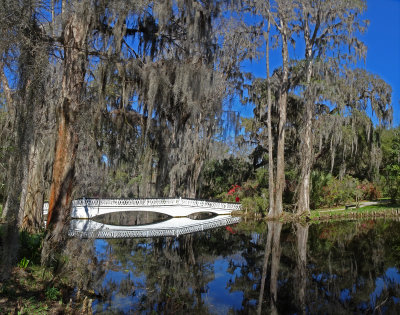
top-left (310, 202), bottom-right (400, 220)
top-left (357, 203), bottom-right (400, 212)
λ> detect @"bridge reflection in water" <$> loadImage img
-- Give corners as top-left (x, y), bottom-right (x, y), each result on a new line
top-left (68, 214), bottom-right (241, 239)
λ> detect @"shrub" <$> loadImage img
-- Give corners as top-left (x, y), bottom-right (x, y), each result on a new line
top-left (310, 171), bottom-right (334, 209)
top-left (358, 180), bottom-right (381, 200)
top-left (45, 287), bottom-right (61, 301)
top-left (18, 257), bottom-right (30, 269)
top-left (19, 231), bottom-right (43, 265)
top-left (311, 173), bottom-right (371, 208)
top-left (384, 164), bottom-right (400, 201)
top-left (241, 196), bottom-right (268, 213)
top-left (200, 157), bottom-right (253, 199)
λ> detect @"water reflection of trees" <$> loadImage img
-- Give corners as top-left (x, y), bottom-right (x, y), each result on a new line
top-left (84, 227), bottom-right (250, 313)
top-left (60, 219), bottom-right (400, 314)
top-left (227, 219), bottom-right (400, 314)
top-left (305, 220), bottom-right (400, 314)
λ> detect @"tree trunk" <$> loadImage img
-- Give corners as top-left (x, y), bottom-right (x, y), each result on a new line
top-left (264, 8), bottom-right (275, 215)
top-left (42, 9), bottom-right (90, 264)
top-left (296, 43), bottom-right (313, 216)
top-left (0, 63), bottom-right (30, 221)
top-left (269, 23), bottom-right (288, 218)
top-left (0, 76), bottom-right (33, 280)
top-left (20, 138), bottom-right (50, 232)
top-left (45, 107), bottom-right (78, 230)
top-left (188, 158), bottom-right (204, 198)
top-left (17, 143), bottom-right (33, 226)
top-left (1, 85), bottom-right (34, 222)
top-left (1, 12), bottom-right (51, 229)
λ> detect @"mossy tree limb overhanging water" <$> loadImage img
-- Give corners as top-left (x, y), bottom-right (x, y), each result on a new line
top-left (1, 0), bottom-right (239, 242)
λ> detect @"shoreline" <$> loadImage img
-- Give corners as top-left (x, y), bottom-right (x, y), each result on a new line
top-left (233, 201), bottom-right (400, 223)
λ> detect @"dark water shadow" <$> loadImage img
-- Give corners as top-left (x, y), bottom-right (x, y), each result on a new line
top-left (92, 211), bottom-right (171, 226)
top-left (188, 212), bottom-right (217, 220)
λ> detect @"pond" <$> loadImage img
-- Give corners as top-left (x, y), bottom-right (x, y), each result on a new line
top-left (66, 215), bottom-right (400, 314)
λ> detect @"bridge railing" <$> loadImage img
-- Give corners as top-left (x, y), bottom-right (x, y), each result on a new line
top-left (71, 197), bottom-right (242, 211)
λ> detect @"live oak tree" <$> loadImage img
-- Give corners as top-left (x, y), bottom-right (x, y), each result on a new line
top-left (293, 0), bottom-right (369, 215)
top-left (246, 0), bottom-right (296, 218)
top-left (0, 0), bottom-right (58, 234)
top-left (245, 0), bottom-right (392, 215)
top-left (0, 1), bottom-right (238, 260)
top-left (0, 0), bottom-right (59, 278)
top-left (35, 0), bottom-right (234, 262)
top-left (266, 0), bottom-right (293, 217)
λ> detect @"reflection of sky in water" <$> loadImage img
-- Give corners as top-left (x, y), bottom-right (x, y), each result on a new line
top-left (202, 259), bottom-right (243, 314)
top-left (250, 232), bottom-right (260, 244)
top-left (316, 267), bottom-right (400, 310)
top-left (92, 239), bottom-right (147, 314)
top-left (340, 288), bottom-right (351, 302)
top-left (370, 267), bottom-right (400, 307)
top-left (92, 240), bottom-right (246, 314)
top-left (84, 220), bottom-right (400, 314)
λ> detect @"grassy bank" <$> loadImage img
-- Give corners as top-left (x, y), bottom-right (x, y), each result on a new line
top-left (233, 201), bottom-right (400, 222)
top-left (0, 228), bottom-right (93, 314)
top-left (0, 265), bottom-right (94, 314)
top-left (310, 202), bottom-right (400, 221)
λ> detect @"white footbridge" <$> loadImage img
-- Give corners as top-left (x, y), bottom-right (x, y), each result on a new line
top-left (43, 198), bottom-right (242, 238)
top-left (69, 197), bottom-right (241, 219)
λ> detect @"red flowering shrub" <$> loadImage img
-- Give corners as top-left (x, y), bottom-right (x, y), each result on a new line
top-left (225, 184), bottom-right (242, 202)
top-left (227, 184), bottom-right (241, 196)
top-left (357, 181), bottom-right (381, 200)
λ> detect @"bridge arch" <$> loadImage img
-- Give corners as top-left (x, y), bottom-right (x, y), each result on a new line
top-left (70, 198), bottom-right (241, 219)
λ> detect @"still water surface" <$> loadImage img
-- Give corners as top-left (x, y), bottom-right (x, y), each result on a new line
top-left (75, 216), bottom-right (400, 314)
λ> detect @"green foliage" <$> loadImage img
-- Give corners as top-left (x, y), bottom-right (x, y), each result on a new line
top-left (200, 157), bottom-right (253, 199)
top-left (16, 297), bottom-right (49, 315)
top-left (324, 175), bottom-right (359, 206)
top-left (214, 167), bottom-right (269, 214)
top-left (310, 171), bottom-right (334, 209)
top-left (384, 164), bottom-right (400, 201)
top-left (255, 168), bottom-right (269, 188)
top-left (380, 127), bottom-right (400, 201)
top-left (45, 287), bottom-right (61, 301)
top-left (18, 257), bottom-right (30, 269)
top-left (241, 196), bottom-right (268, 213)
top-left (19, 231), bottom-right (43, 265)
top-left (310, 172), bottom-right (381, 209)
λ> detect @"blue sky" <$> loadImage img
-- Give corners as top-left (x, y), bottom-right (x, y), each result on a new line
top-left (238, 0), bottom-right (400, 126)
top-left (363, 0), bottom-right (400, 126)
